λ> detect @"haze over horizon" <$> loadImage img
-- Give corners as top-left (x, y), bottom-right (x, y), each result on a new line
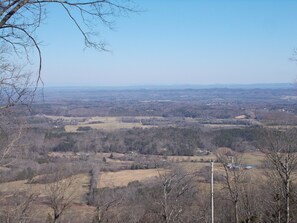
top-left (39, 1), bottom-right (297, 87)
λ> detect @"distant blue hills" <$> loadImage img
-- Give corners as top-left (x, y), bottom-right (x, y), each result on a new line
top-left (43, 83), bottom-right (295, 91)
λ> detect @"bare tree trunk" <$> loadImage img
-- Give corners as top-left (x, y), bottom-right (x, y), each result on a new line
top-left (53, 213), bottom-right (59, 223)
top-left (278, 196), bottom-right (281, 223)
top-left (286, 159), bottom-right (290, 223)
top-left (216, 148), bottom-right (244, 223)
top-left (162, 181), bottom-right (169, 223)
top-left (259, 128), bottom-right (297, 223)
top-left (235, 201), bottom-right (239, 223)
top-left (286, 184), bottom-right (290, 223)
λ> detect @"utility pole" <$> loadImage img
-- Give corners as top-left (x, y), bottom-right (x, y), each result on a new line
top-left (211, 160), bottom-right (214, 223)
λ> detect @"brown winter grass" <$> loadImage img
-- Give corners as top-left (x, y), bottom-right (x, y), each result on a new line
top-left (241, 151), bottom-right (265, 166)
top-left (0, 172), bottom-right (95, 223)
top-left (43, 115), bottom-right (158, 132)
top-left (0, 174), bottom-right (90, 203)
top-left (65, 121), bottom-right (146, 132)
top-left (0, 151), bottom-right (265, 198)
top-left (175, 162), bottom-right (211, 173)
top-left (0, 151), bottom-right (269, 223)
top-left (98, 168), bottom-right (166, 188)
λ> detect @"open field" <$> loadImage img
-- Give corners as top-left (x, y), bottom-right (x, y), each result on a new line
top-left (64, 121), bottom-right (145, 132)
top-left (43, 115), bottom-right (159, 132)
top-left (175, 162), bottom-right (211, 174)
top-left (0, 150), bottom-right (279, 223)
top-left (41, 114), bottom-right (268, 132)
top-left (0, 174), bottom-right (90, 203)
top-left (242, 151), bottom-right (265, 166)
top-left (0, 151), bottom-right (266, 194)
top-left (4, 88), bottom-right (296, 223)
top-left (98, 168), bottom-right (166, 188)
top-left (63, 116), bottom-right (147, 132)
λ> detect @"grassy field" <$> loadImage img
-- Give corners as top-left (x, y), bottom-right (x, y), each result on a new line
top-left (42, 115), bottom-right (274, 132)
top-left (241, 151), bottom-right (265, 166)
top-left (64, 120), bottom-right (146, 132)
top-left (0, 174), bottom-right (90, 203)
top-left (0, 151), bottom-right (268, 223)
top-left (0, 173), bottom-right (95, 222)
top-left (98, 168), bottom-right (166, 188)
top-left (43, 116), bottom-right (159, 132)
top-left (0, 151), bottom-right (266, 205)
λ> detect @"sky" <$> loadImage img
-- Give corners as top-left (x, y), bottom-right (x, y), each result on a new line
top-left (38, 0), bottom-right (297, 87)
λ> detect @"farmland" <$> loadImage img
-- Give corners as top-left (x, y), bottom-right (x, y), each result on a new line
top-left (0, 87), bottom-right (297, 222)
top-left (43, 116), bottom-right (158, 132)
top-left (98, 168), bottom-right (166, 188)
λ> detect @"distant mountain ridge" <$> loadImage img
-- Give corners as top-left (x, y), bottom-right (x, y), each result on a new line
top-left (43, 83), bottom-right (295, 91)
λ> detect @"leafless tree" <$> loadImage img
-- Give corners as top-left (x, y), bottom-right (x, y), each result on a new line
top-left (259, 128), bottom-right (297, 223)
top-left (0, 191), bottom-right (39, 223)
top-left (155, 167), bottom-right (198, 223)
top-left (216, 147), bottom-right (247, 223)
top-left (0, 110), bottom-right (26, 167)
top-left (91, 188), bottom-right (122, 223)
top-left (45, 170), bottom-right (78, 223)
top-left (260, 168), bottom-right (284, 223)
top-left (0, 0), bottom-right (135, 109)
top-left (0, 0), bottom-right (135, 54)
top-left (0, 46), bottom-right (32, 108)
top-left (239, 176), bottom-right (262, 223)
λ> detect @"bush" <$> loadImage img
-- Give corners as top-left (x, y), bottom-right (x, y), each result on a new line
top-left (77, 126), bottom-right (92, 131)
top-left (15, 167), bottom-right (35, 181)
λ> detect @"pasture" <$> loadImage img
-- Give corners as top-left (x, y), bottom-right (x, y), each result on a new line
top-left (44, 115), bottom-right (158, 132)
top-left (98, 168), bottom-right (166, 188)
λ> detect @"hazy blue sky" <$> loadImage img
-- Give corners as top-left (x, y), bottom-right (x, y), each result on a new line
top-left (38, 1), bottom-right (297, 87)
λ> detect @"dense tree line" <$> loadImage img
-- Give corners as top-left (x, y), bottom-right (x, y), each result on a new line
top-left (212, 127), bottom-right (263, 151)
top-left (48, 127), bottom-right (204, 156)
top-left (44, 126), bottom-right (268, 156)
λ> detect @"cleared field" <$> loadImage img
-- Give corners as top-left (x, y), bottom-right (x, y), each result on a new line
top-left (203, 124), bottom-right (248, 128)
top-left (0, 174), bottom-right (90, 203)
top-left (65, 121), bottom-right (145, 132)
top-left (242, 151), bottom-right (265, 166)
top-left (176, 162), bottom-right (211, 173)
top-left (98, 168), bottom-right (166, 188)
top-left (45, 116), bottom-right (160, 132)
top-left (42, 115), bottom-right (269, 132)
